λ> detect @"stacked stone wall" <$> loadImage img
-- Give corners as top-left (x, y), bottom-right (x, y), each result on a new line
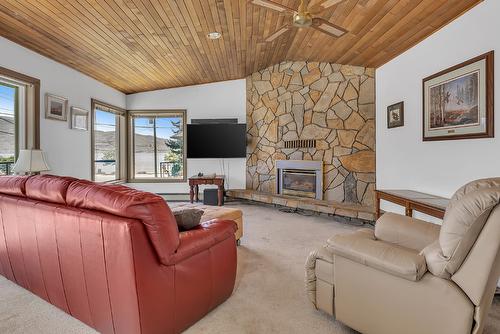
top-left (246, 61), bottom-right (376, 205)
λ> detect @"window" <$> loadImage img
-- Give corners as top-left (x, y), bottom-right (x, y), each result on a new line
top-left (91, 99), bottom-right (126, 182)
top-left (0, 82), bottom-right (17, 175)
top-left (128, 110), bottom-right (186, 182)
top-left (0, 67), bottom-right (40, 176)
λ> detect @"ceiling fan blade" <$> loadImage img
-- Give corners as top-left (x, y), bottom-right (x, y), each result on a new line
top-left (264, 24), bottom-right (292, 42)
top-left (312, 18), bottom-right (347, 38)
top-left (249, 0), bottom-right (295, 14)
top-left (308, 0), bottom-right (347, 14)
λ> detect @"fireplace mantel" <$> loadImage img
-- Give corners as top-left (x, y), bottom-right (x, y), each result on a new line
top-left (276, 160), bottom-right (323, 200)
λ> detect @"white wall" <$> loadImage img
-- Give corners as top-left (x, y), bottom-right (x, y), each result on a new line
top-left (0, 35), bottom-right (245, 191)
top-left (376, 0), bottom-right (499, 221)
top-left (126, 79), bottom-right (247, 193)
top-left (0, 36), bottom-right (126, 179)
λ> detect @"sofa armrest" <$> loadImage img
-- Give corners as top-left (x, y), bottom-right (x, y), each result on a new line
top-left (165, 219), bottom-right (236, 265)
top-left (327, 229), bottom-right (427, 281)
top-left (375, 213), bottom-right (441, 252)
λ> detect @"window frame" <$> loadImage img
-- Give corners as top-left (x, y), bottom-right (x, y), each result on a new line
top-left (127, 109), bottom-right (187, 183)
top-left (0, 66), bottom-right (40, 150)
top-left (90, 98), bottom-right (127, 183)
top-left (0, 81), bottom-right (19, 163)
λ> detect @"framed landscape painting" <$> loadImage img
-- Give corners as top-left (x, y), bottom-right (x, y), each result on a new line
top-left (423, 51), bottom-right (494, 141)
top-left (45, 93), bottom-right (68, 121)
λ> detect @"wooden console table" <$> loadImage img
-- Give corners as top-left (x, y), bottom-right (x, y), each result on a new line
top-left (189, 175), bottom-right (225, 206)
top-left (375, 189), bottom-right (449, 219)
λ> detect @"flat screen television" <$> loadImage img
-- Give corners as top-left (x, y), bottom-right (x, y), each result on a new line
top-left (187, 123), bottom-right (246, 158)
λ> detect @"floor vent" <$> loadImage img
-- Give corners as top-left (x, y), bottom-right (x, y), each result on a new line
top-left (284, 139), bottom-right (316, 149)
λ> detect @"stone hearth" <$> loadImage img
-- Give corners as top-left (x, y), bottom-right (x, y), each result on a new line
top-left (227, 189), bottom-right (375, 221)
top-left (246, 61), bottom-right (376, 207)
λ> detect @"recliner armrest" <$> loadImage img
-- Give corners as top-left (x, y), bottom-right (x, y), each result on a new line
top-left (164, 219), bottom-right (236, 265)
top-left (327, 229), bottom-right (427, 281)
top-left (375, 213), bottom-right (441, 252)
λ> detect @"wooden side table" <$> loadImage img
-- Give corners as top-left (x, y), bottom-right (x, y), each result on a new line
top-left (375, 189), bottom-right (449, 219)
top-left (188, 175), bottom-right (225, 206)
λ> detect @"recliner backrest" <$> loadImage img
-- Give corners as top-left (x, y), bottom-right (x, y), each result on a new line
top-left (423, 178), bottom-right (500, 279)
top-left (452, 204), bottom-right (500, 305)
top-left (451, 204), bottom-right (500, 334)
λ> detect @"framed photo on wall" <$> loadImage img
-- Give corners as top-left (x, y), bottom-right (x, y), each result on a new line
top-left (45, 93), bottom-right (68, 121)
top-left (387, 101), bottom-right (404, 128)
top-left (70, 107), bottom-right (89, 131)
top-left (423, 51), bottom-right (494, 141)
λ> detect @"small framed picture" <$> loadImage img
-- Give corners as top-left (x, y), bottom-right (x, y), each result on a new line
top-left (45, 93), bottom-right (68, 121)
top-left (70, 107), bottom-right (89, 131)
top-left (387, 101), bottom-right (404, 128)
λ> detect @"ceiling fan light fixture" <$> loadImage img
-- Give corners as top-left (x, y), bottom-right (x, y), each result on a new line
top-left (207, 32), bottom-right (222, 40)
top-left (249, 0), bottom-right (349, 41)
top-left (293, 12), bottom-right (313, 27)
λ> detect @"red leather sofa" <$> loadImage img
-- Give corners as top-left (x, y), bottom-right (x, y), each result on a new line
top-left (0, 175), bottom-right (237, 334)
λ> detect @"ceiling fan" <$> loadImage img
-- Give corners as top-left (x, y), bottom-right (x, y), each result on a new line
top-left (249, 0), bottom-right (348, 42)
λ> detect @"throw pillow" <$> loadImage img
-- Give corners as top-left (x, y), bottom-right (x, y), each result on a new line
top-left (172, 207), bottom-right (204, 231)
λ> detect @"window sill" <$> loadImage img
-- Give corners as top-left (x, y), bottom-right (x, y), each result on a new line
top-left (127, 178), bottom-right (187, 184)
top-left (93, 179), bottom-right (126, 185)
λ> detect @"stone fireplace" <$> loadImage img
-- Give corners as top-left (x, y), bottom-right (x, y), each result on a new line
top-left (246, 60), bottom-right (376, 206)
top-left (276, 160), bottom-right (323, 200)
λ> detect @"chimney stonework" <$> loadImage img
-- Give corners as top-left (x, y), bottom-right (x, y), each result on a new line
top-left (246, 61), bottom-right (375, 206)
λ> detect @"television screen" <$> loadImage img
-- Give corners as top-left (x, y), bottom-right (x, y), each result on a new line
top-left (187, 123), bottom-right (246, 158)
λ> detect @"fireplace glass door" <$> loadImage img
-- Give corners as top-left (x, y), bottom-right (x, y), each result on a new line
top-left (282, 169), bottom-right (317, 199)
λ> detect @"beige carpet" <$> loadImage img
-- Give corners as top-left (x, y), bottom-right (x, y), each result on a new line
top-left (0, 201), bottom-right (499, 334)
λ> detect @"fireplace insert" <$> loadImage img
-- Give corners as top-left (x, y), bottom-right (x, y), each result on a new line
top-left (275, 160), bottom-right (323, 200)
top-left (282, 169), bottom-right (317, 199)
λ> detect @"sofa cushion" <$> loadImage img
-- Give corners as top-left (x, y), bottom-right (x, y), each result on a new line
top-left (66, 180), bottom-right (180, 264)
top-left (172, 207), bottom-right (204, 231)
top-left (25, 174), bottom-right (77, 204)
top-left (0, 175), bottom-right (29, 197)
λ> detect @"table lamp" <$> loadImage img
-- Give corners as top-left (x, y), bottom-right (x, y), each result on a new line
top-left (13, 149), bottom-right (51, 175)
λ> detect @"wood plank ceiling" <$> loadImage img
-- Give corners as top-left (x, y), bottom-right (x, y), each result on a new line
top-left (0, 0), bottom-right (482, 93)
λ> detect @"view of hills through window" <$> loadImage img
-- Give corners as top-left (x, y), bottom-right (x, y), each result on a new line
top-left (0, 83), bottom-right (16, 176)
top-left (94, 109), bottom-right (184, 182)
top-left (94, 108), bottom-right (120, 182)
top-left (132, 115), bottom-right (184, 180)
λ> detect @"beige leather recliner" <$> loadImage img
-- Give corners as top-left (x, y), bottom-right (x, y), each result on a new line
top-left (306, 178), bottom-right (500, 334)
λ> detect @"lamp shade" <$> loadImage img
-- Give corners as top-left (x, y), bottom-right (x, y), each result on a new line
top-left (13, 149), bottom-right (51, 174)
